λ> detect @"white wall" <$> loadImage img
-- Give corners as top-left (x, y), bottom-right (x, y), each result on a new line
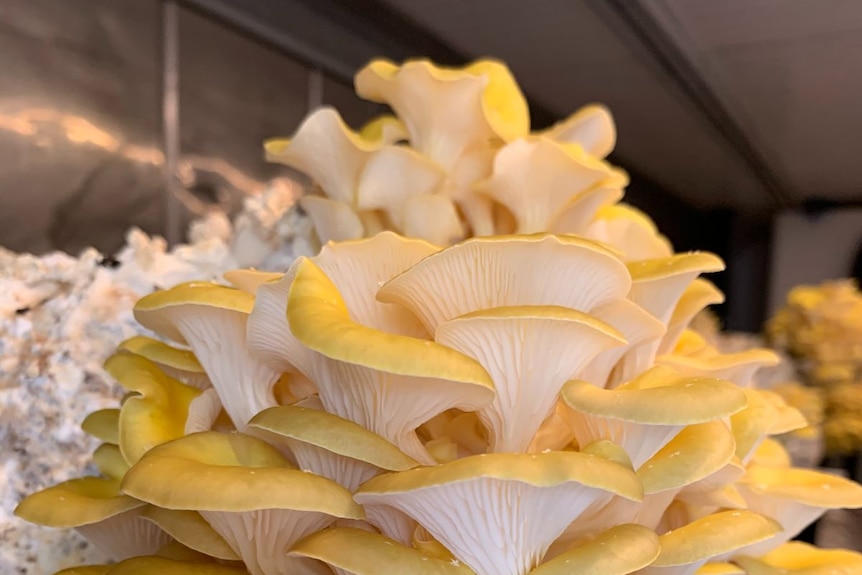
top-left (769, 209), bottom-right (862, 314)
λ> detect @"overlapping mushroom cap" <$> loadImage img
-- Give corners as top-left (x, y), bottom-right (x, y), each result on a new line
top-left (16, 57), bottom-right (862, 575)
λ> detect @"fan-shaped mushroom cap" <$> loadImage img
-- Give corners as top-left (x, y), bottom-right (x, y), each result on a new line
top-left (549, 186), bottom-right (624, 236)
top-left (378, 234), bottom-right (631, 334)
top-left (659, 279), bottom-right (725, 355)
top-left (531, 524), bottom-right (658, 575)
top-left (287, 256), bottom-right (494, 462)
top-left (355, 58), bottom-right (529, 170)
top-left (265, 107), bottom-right (378, 205)
top-left (583, 204), bottom-right (673, 262)
top-left (355, 451), bottom-right (642, 575)
top-left (579, 299), bottom-right (666, 389)
top-left (222, 269), bottom-right (282, 294)
top-left (122, 431), bottom-right (364, 575)
top-left (117, 336), bottom-right (209, 389)
top-left (736, 465), bottom-right (862, 556)
top-left (730, 389), bottom-right (807, 463)
top-left (436, 305), bottom-right (625, 452)
top-left (133, 283), bottom-right (280, 429)
top-left (104, 353), bottom-right (201, 465)
top-left (141, 507), bottom-right (239, 561)
top-left (561, 370), bottom-right (745, 468)
top-left (475, 137), bottom-right (620, 234)
top-left (58, 556), bottom-right (248, 575)
top-left (250, 405), bottom-right (420, 491)
top-left (658, 349), bottom-right (781, 390)
top-left (540, 104), bottom-right (616, 159)
top-left (289, 527), bottom-right (474, 575)
top-left (82, 409), bottom-right (120, 445)
top-left (93, 443), bottom-right (130, 480)
top-left (734, 541), bottom-right (862, 575)
top-left (642, 510), bottom-right (781, 575)
top-left (15, 477), bottom-right (169, 561)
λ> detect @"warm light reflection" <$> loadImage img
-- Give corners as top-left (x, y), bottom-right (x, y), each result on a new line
top-left (0, 107), bottom-right (299, 214)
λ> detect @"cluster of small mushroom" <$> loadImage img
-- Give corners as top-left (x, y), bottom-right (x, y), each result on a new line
top-left (16, 59), bottom-right (862, 575)
top-left (768, 280), bottom-right (862, 454)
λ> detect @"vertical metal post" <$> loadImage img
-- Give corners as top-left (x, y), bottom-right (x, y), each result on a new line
top-left (307, 68), bottom-right (325, 112)
top-left (162, 0), bottom-right (183, 245)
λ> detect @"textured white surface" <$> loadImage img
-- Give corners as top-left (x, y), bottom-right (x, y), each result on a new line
top-left (0, 187), bottom-right (311, 574)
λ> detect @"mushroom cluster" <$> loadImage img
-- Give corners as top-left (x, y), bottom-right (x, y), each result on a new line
top-left (16, 59), bottom-right (862, 575)
top-left (768, 280), bottom-right (862, 454)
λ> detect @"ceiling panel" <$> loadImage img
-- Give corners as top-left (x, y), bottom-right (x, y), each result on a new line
top-left (376, 0), bottom-right (771, 211)
top-left (648, 0), bottom-right (862, 202)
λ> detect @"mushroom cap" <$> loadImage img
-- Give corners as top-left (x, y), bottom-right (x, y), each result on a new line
top-left (531, 524), bottom-right (659, 575)
top-left (117, 336), bottom-right (204, 375)
top-left (377, 233), bottom-right (631, 334)
top-left (287, 257), bottom-right (494, 391)
top-left (141, 507), bottom-right (239, 561)
top-left (562, 376), bottom-right (746, 425)
top-left (82, 409), bottom-right (120, 445)
top-left (121, 431), bottom-right (364, 518)
top-left (15, 477), bottom-right (143, 528)
top-left (249, 405), bottom-right (420, 471)
top-left (651, 510), bottom-right (781, 568)
top-left (289, 527), bottom-right (474, 574)
top-left (357, 450), bottom-right (642, 502)
top-left (133, 284), bottom-right (254, 345)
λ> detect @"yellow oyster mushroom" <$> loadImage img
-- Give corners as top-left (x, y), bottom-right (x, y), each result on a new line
top-left (54, 568), bottom-right (112, 575)
top-left (250, 404), bottom-right (420, 492)
top-left (355, 145), bottom-right (465, 245)
top-left (92, 443), bottom-right (130, 480)
top-left (81, 408), bottom-right (120, 445)
top-left (354, 451), bottom-right (642, 575)
top-left (549, 185), bottom-right (625, 237)
top-left (553, 421), bottom-right (737, 555)
top-left (104, 353), bottom-right (201, 465)
top-left (287, 257), bottom-right (494, 463)
top-left (122, 431), bottom-right (364, 575)
top-left (475, 137), bottom-right (620, 234)
top-left (248, 232), bottom-right (438, 375)
top-left (561, 370), bottom-right (746, 468)
top-left (289, 527), bottom-right (475, 575)
top-left (642, 510), bottom-right (781, 575)
top-left (540, 104), bottom-right (617, 159)
top-left (15, 477), bottom-right (170, 561)
top-left (626, 253), bottom-right (725, 327)
top-left (221, 268), bottom-right (282, 294)
top-left (533, 524), bottom-right (659, 575)
top-left (118, 335), bottom-right (209, 390)
top-left (659, 279), bottom-right (725, 355)
top-left (57, 556), bottom-right (247, 575)
top-left (734, 541), bottom-right (862, 575)
top-left (584, 204), bottom-right (674, 262)
top-left (436, 305), bottom-right (625, 453)
top-left (265, 107), bottom-right (378, 206)
top-left (729, 388), bottom-right (806, 463)
top-left (299, 194), bottom-right (367, 243)
top-left (736, 465), bottom-right (862, 556)
top-left (355, 58), bottom-right (529, 169)
top-left (378, 233), bottom-right (631, 334)
top-left (141, 507), bottom-right (239, 562)
top-left (134, 282), bottom-right (280, 429)
top-left (578, 299), bottom-right (666, 388)
top-left (658, 348), bottom-right (781, 390)
top-left (749, 438), bottom-right (792, 468)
